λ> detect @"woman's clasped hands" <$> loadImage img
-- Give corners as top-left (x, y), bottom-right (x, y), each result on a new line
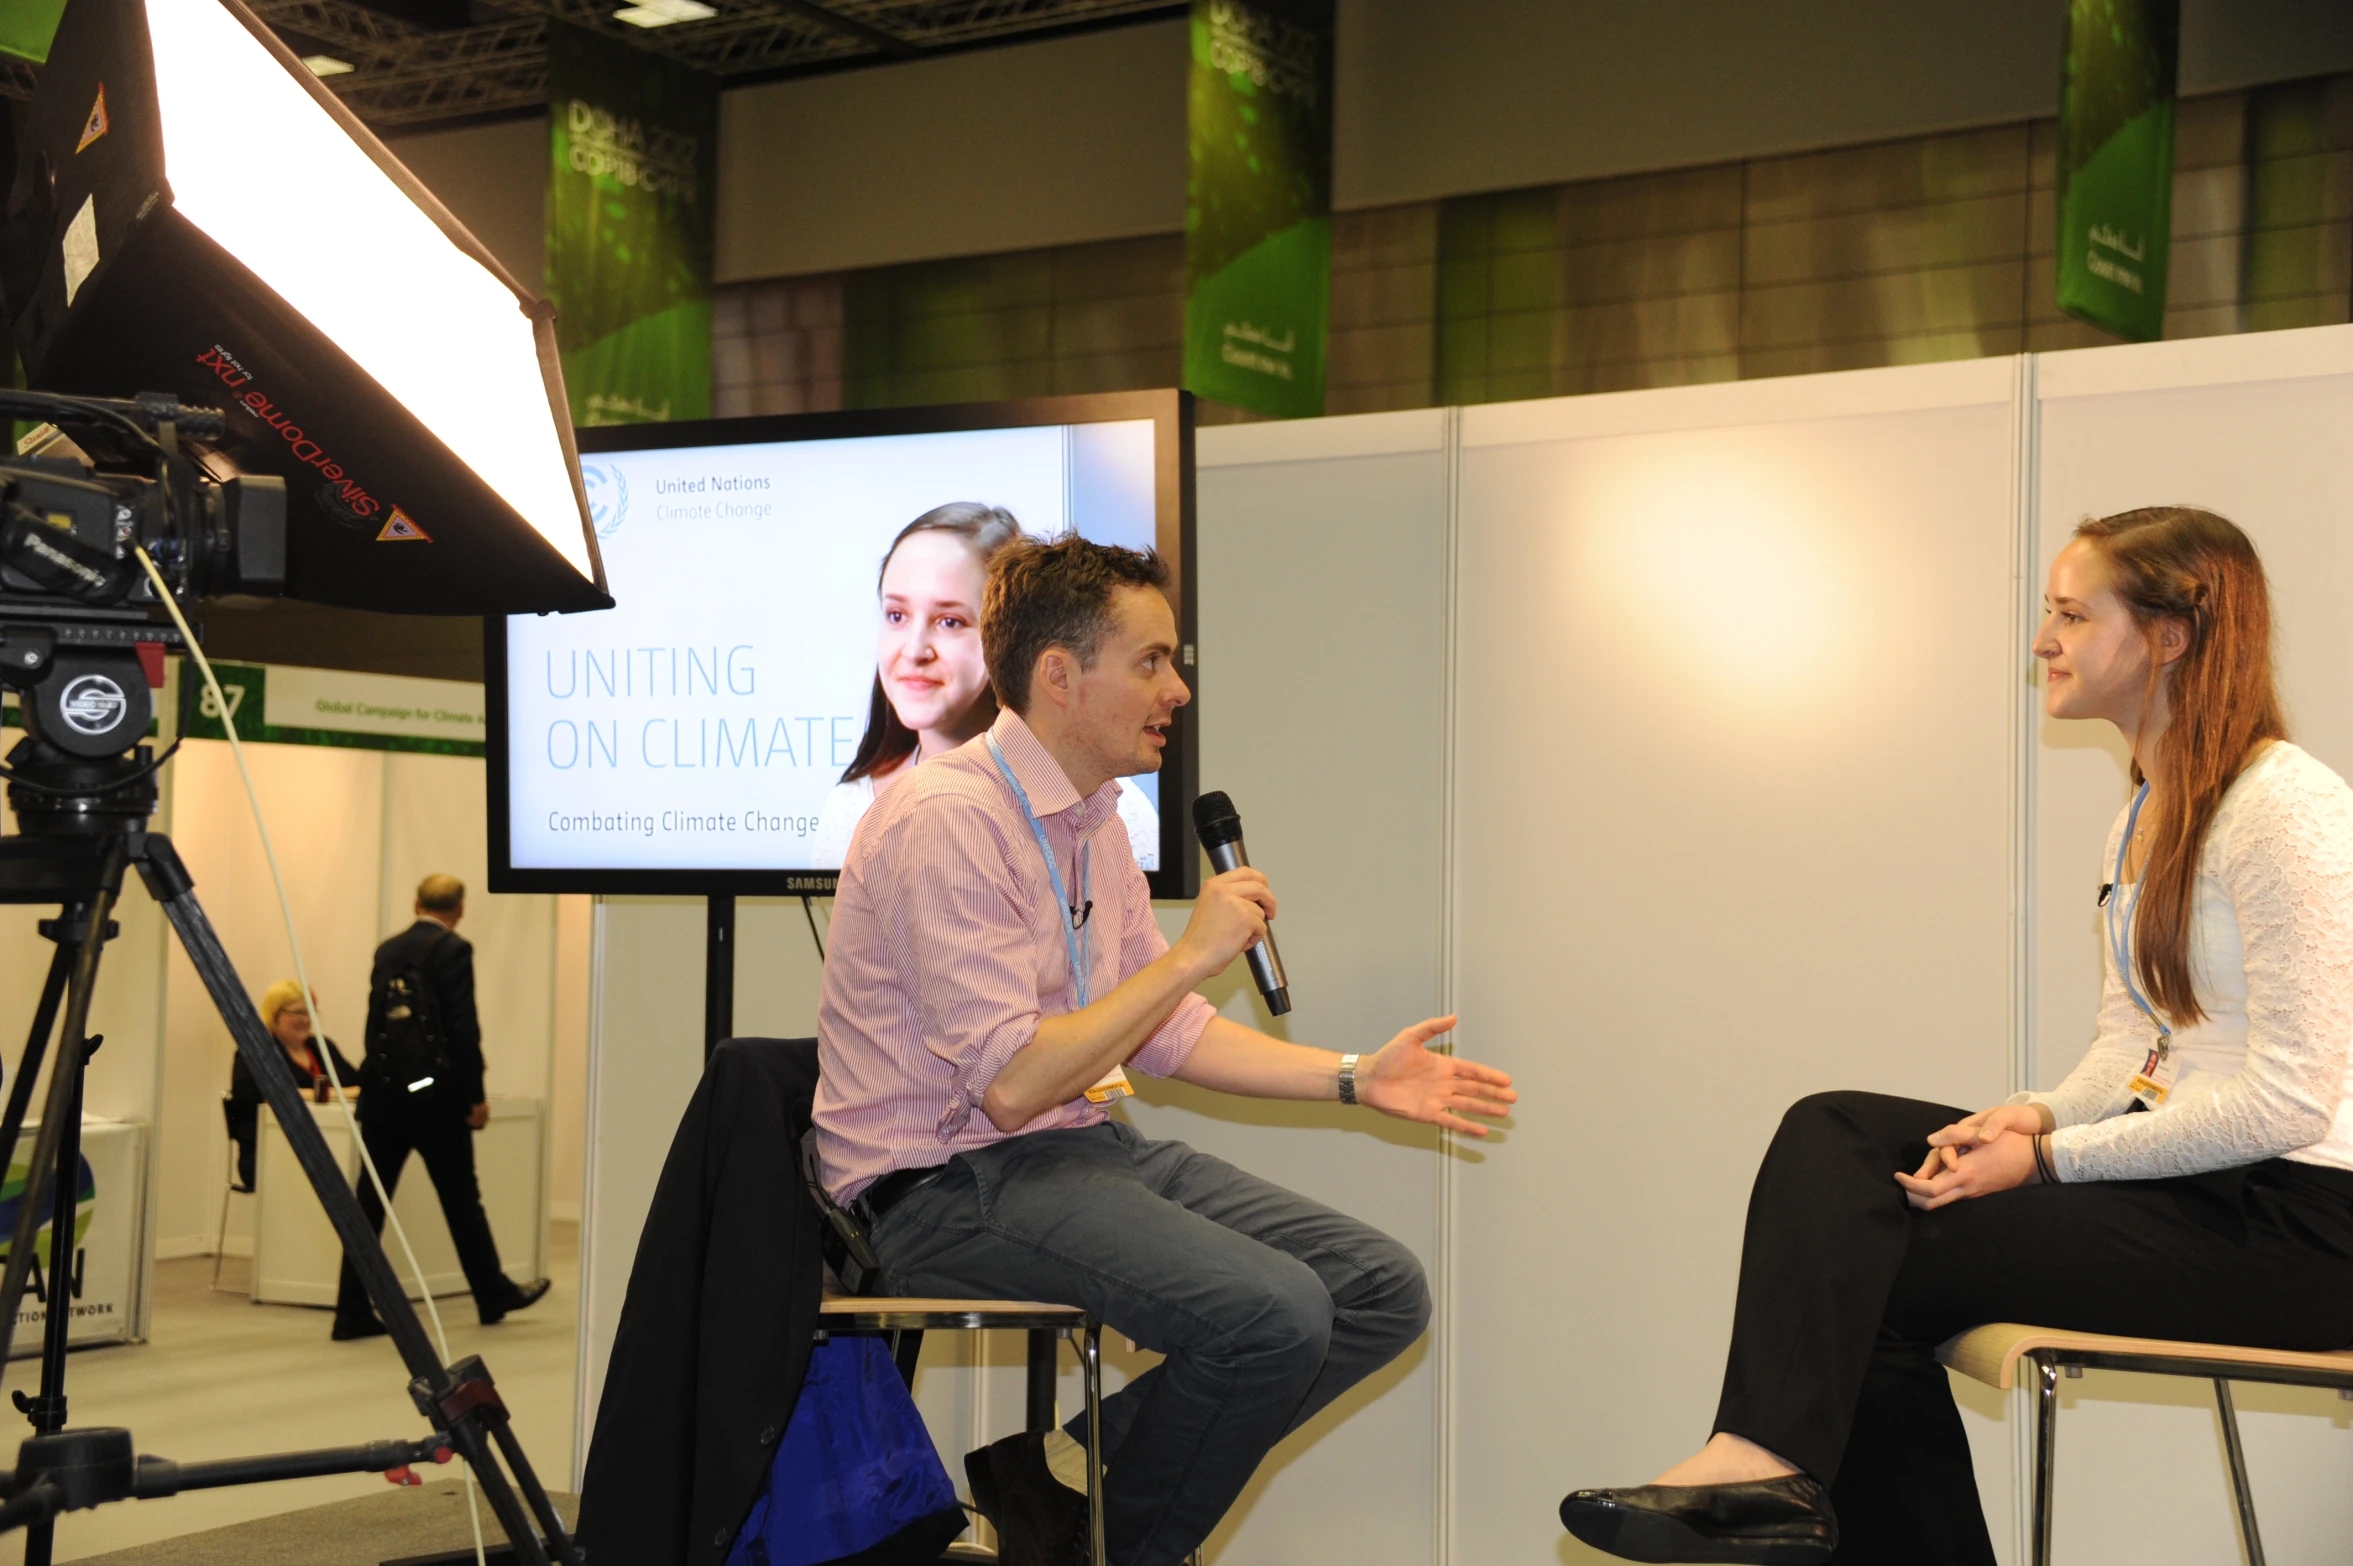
top-left (1893, 1104), bottom-right (2050, 1210)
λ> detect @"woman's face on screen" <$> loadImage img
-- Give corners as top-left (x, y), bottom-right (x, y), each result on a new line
top-left (2035, 539), bottom-right (2156, 726)
top-left (877, 530), bottom-right (991, 739)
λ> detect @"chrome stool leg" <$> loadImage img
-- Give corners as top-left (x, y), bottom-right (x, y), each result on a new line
top-left (1082, 1320), bottom-right (1106, 1566)
top-left (2031, 1354), bottom-right (2060, 1566)
top-left (2213, 1379), bottom-right (2266, 1566)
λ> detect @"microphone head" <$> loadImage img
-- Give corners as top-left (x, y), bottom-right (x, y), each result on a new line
top-left (1192, 791), bottom-right (1243, 848)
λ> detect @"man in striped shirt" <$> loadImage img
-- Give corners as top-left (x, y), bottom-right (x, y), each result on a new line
top-left (815, 535), bottom-right (1515, 1566)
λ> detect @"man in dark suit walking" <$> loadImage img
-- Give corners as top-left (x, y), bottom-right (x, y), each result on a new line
top-left (332, 873), bottom-right (550, 1340)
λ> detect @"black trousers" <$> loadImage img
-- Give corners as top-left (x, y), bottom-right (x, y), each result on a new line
top-left (1713, 1091), bottom-right (2353, 1566)
top-left (333, 1110), bottom-right (513, 1324)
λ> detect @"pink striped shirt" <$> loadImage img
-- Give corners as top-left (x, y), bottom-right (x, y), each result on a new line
top-left (814, 709), bottom-right (1213, 1202)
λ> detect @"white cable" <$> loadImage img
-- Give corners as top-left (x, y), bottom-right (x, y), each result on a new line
top-left (133, 548), bottom-right (491, 1566)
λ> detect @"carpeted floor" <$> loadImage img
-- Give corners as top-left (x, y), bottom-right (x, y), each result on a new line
top-left (1, 1231), bottom-right (579, 1563)
top-left (68, 1480), bottom-right (577, 1566)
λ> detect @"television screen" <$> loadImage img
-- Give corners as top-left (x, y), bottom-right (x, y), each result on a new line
top-left (486, 390), bottom-right (1197, 898)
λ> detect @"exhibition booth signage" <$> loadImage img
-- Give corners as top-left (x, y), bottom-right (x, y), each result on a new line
top-left (177, 662), bottom-right (486, 757)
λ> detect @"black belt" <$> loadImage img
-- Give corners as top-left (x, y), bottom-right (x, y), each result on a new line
top-left (852, 1163), bottom-right (948, 1230)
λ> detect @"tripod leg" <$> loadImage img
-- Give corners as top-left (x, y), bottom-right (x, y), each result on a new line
top-left (490, 1418), bottom-right (572, 1557)
top-left (143, 850), bottom-right (437, 1374)
top-left (0, 937), bottom-right (75, 1165)
top-left (21, 1033), bottom-right (93, 1566)
top-left (134, 838), bottom-right (579, 1566)
top-left (0, 844), bottom-right (124, 1370)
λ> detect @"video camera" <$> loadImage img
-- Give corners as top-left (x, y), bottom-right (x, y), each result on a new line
top-left (0, 385), bottom-right (282, 803)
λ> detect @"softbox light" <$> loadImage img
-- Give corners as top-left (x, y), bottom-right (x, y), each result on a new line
top-left (3, 0), bottom-right (612, 616)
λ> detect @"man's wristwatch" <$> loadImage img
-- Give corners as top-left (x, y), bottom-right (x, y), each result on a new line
top-left (1338, 1053), bottom-right (1360, 1106)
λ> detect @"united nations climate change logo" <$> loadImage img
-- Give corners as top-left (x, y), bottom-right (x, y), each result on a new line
top-left (0, 1153), bottom-right (98, 1264)
top-left (582, 463), bottom-right (629, 538)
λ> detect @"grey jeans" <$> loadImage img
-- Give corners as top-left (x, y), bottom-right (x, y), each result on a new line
top-left (867, 1121), bottom-right (1430, 1566)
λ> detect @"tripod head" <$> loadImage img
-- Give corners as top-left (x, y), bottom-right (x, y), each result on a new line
top-left (1, 733), bottom-right (162, 842)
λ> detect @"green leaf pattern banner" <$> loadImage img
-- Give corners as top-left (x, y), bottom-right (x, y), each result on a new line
top-left (547, 21), bottom-right (719, 427)
top-left (1182, 0), bottom-right (1335, 419)
top-left (2056, 0), bottom-right (2179, 342)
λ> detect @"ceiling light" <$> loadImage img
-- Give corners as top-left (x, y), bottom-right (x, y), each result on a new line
top-left (299, 53), bottom-right (353, 75)
top-left (6, 0), bottom-right (609, 616)
top-left (614, 0), bottom-right (715, 27)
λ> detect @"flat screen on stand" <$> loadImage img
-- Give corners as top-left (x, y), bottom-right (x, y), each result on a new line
top-left (485, 390), bottom-right (1198, 898)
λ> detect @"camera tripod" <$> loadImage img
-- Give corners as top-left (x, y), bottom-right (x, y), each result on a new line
top-left (0, 729), bottom-right (581, 1566)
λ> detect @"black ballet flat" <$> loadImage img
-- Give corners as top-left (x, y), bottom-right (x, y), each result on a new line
top-left (1558, 1473), bottom-right (1838, 1564)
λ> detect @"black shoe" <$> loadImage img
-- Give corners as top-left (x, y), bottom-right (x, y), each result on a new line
top-left (963, 1432), bottom-right (1088, 1566)
top-left (330, 1314), bottom-right (389, 1342)
top-left (478, 1277), bottom-right (552, 1326)
top-left (1559, 1473), bottom-right (1838, 1564)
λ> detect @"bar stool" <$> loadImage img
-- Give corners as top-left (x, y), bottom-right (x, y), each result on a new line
top-left (817, 1293), bottom-right (1106, 1566)
top-left (1938, 1322), bottom-right (2353, 1566)
top-left (799, 1134), bottom-right (1209, 1565)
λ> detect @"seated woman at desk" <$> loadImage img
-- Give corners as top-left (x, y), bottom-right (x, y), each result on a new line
top-left (227, 980), bottom-right (358, 1190)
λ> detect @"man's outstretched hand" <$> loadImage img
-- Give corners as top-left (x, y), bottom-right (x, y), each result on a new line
top-left (1357, 1016), bottom-right (1517, 1136)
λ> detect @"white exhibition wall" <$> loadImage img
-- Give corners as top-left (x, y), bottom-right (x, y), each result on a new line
top-left (1449, 359), bottom-right (2030, 1563)
top-left (574, 323), bottom-right (2353, 1563)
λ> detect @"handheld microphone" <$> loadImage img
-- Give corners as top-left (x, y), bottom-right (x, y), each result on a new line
top-left (1191, 791), bottom-right (1291, 1015)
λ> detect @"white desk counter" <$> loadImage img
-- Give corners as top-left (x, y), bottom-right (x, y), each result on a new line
top-left (252, 1096), bottom-right (545, 1308)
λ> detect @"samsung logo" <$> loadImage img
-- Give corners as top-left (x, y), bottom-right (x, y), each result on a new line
top-left (785, 875), bottom-right (834, 892)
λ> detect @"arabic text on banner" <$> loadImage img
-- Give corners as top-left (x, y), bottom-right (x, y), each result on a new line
top-left (2055, 0), bottom-right (2179, 342)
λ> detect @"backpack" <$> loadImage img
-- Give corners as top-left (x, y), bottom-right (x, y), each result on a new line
top-left (366, 929), bottom-right (454, 1103)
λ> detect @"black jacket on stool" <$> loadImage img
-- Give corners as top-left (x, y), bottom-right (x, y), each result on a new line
top-left (576, 1037), bottom-right (828, 1566)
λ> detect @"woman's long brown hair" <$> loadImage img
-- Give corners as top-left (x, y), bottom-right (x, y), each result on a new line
top-left (2076, 507), bottom-right (2288, 1026)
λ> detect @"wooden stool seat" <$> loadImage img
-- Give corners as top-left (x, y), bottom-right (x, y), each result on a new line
top-left (1937, 1323), bottom-right (2353, 1565)
top-left (1938, 1321), bottom-right (2353, 1391)
top-left (819, 1294), bottom-right (1090, 1330)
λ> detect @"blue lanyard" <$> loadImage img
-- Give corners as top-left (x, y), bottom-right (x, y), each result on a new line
top-left (2108, 781), bottom-right (2170, 1048)
top-left (987, 733), bottom-right (1092, 1008)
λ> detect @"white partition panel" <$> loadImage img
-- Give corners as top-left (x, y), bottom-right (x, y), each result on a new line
top-left (2032, 325), bottom-right (2353, 1566)
top-left (1120, 409), bottom-right (1452, 1564)
top-left (574, 894), bottom-right (707, 1482)
top-left (1448, 360), bottom-right (2028, 1564)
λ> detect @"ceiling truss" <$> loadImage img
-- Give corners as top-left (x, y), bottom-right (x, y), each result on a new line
top-left (1, 0), bottom-right (1181, 128)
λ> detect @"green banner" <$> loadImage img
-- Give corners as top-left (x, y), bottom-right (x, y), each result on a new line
top-left (1182, 0), bottom-right (1334, 419)
top-left (2055, 0), bottom-right (2178, 341)
top-left (0, 0), bottom-right (64, 64)
top-left (177, 663), bottom-right (486, 757)
top-left (546, 22), bottom-right (718, 427)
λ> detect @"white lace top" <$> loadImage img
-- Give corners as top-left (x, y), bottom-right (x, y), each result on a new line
top-left (2018, 741), bottom-right (2353, 1182)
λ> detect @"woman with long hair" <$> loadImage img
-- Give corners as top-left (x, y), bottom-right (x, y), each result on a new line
top-left (1560, 507), bottom-right (2353, 1565)
top-left (813, 504), bottom-right (1161, 866)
